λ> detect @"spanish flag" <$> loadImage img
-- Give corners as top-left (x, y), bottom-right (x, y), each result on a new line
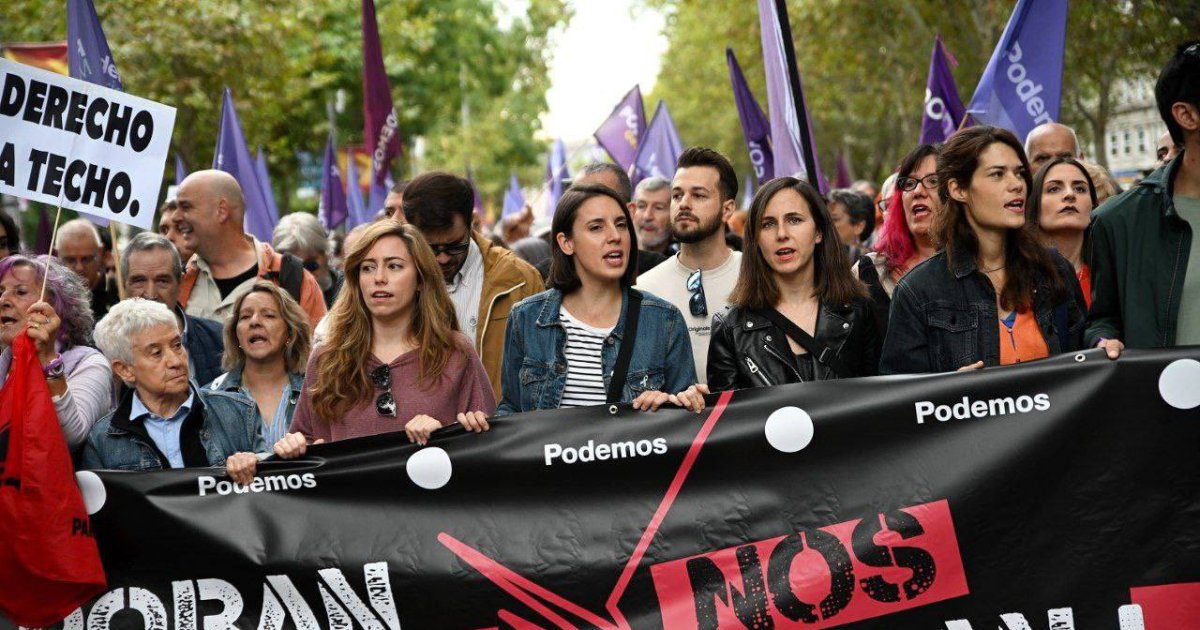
top-left (1, 41), bottom-right (69, 75)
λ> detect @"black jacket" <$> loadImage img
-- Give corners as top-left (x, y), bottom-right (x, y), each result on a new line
top-left (706, 298), bottom-right (881, 391)
top-left (880, 250), bottom-right (1086, 375)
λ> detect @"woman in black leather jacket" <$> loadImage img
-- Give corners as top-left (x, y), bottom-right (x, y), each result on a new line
top-left (707, 177), bottom-right (881, 391)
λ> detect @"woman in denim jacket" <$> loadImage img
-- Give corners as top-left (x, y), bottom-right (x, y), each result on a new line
top-left (496, 184), bottom-right (706, 416)
top-left (880, 126), bottom-right (1086, 374)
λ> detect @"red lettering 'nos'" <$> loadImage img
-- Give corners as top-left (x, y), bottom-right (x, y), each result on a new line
top-left (650, 499), bottom-right (968, 629)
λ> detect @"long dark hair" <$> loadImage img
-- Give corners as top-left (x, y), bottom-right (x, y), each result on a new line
top-left (935, 126), bottom-right (1065, 311)
top-left (548, 184), bottom-right (639, 292)
top-left (1028, 157), bottom-right (1097, 254)
top-left (729, 177), bottom-right (866, 310)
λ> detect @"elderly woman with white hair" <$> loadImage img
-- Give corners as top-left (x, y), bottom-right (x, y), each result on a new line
top-left (80, 298), bottom-right (270, 484)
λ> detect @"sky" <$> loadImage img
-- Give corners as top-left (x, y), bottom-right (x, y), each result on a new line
top-left (539, 0), bottom-right (668, 143)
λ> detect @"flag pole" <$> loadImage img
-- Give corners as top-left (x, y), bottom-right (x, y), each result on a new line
top-left (108, 223), bottom-right (125, 300)
top-left (40, 204), bottom-right (63, 302)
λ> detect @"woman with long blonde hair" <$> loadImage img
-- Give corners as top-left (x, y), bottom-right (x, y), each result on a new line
top-left (274, 221), bottom-right (494, 456)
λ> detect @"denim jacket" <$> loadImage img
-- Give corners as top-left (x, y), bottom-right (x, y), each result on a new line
top-left (495, 287), bottom-right (697, 416)
top-left (880, 251), bottom-right (1086, 374)
top-left (80, 382), bottom-right (267, 472)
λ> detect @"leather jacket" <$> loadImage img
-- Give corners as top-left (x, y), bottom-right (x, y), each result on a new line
top-left (706, 297), bottom-right (881, 391)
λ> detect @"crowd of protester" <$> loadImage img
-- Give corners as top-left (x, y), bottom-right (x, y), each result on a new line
top-left (0, 41), bottom-right (1195, 482)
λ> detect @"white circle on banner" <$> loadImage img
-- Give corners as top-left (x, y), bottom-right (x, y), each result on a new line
top-left (1158, 359), bottom-right (1200, 410)
top-left (75, 470), bottom-right (106, 515)
top-left (407, 447), bottom-right (453, 490)
top-left (765, 406), bottom-right (815, 453)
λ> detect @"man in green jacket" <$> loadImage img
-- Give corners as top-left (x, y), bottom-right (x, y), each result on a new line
top-left (1087, 41), bottom-right (1200, 354)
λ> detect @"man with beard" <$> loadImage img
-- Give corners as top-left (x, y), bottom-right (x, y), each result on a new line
top-left (632, 176), bottom-right (673, 255)
top-left (635, 147), bottom-right (742, 383)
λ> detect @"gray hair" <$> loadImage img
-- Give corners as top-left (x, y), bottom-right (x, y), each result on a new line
top-left (634, 176), bottom-right (670, 197)
top-left (94, 298), bottom-right (178, 366)
top-left (272, 212), bottom-right (330, 257)
top-left (576, 162), bottom-right (632, 201)
top-left (119, 232), bottom-right (183, 282)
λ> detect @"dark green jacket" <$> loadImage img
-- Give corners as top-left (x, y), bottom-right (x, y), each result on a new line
top-left (1086, 155), bottom-right (1194, 348)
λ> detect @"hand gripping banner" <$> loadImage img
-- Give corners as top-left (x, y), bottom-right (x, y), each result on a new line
top-left (8, 348), bottom-right (1200, 629)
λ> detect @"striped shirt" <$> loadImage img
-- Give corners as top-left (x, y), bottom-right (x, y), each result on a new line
top-left (559, 306), bottom-right (613, 408)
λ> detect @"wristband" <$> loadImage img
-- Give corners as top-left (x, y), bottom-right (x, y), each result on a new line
top-left (42, 354), bottom-right (65, 379)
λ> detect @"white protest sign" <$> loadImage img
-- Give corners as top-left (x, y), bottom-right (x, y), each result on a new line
top-left (0, 58), bottom-right (175, 230)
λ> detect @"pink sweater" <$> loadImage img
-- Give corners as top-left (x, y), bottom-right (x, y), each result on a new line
top-left (290, 331), bottom-right (496, 443)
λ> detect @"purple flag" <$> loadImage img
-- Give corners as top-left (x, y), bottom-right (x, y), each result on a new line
top-left (545, 138), bottom-right (570, 217)
top-left (35, 207), bottom-right (53, 255)
top-left (345, 150), bottom-right (369, 228)
top-left (502, 174), bottom-right (525, 219)
top-left (174, 155), bottom-right (187, 187)
top-left (835, 151), bottom-right (852, 188)
top-left (367, 177), bottom-right (388, 216)
top-left (920, 35), bottom-right (966, 144)
top-left (594, 86), bottom-right (646, 172)
top-left (966, 0), bottom-right (1068, 141)
top-left (67, 0), bottom-right (122, 90)
top-left (255, 147), bottom-right (281, 226)
top-left (740, 173), bottom-right (755, 210)
top-left (726, 48), bottom-right (774, 184)
top-left (757, 0), bottom-right (827, 194)
top-left (467, 168), bottom-right (484, 217)
top-left (632, 101), bottom-right (685, 184)
top-left (318, 134), bottom-right (348, 230)
top-left (213, 88), bottom-right (276, 241)
top-left (362, 0), bottom-right (402, 197)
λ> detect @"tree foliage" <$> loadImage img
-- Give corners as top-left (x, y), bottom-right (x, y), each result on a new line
top-left (1, 0), bottom-right (570, 214)
top-left (642, 0), bottom-right (1196, 185)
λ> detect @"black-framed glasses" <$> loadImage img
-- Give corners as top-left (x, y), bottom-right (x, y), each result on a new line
top-left (876, 197), bottom-right (890, 212)
top-left (898, 174), bottom-right (939, 192)
top-left (428, 236), bottom-right (471, 258)
top-left (370, 364), bottom-right (397, 417)
top-left (687, 269), bottom-right (707, 317)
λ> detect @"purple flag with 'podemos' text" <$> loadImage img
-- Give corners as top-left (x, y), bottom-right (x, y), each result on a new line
top-left (362, 0), bottom-right (402, 195)
top-left (921, 35), bottom-right (966, 144)
top-left (965, 0), bottom-right (1067, 141)
top-left (67, 0), bottom-right (122, 91)
top-left (594, 85), bottom-right (646, 173)
top-left (726, 47), bottom-right (774, 185)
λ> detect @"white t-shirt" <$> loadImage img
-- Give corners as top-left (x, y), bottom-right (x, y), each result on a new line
top-left (636, 250), bottom-right (742, 383)
top-left (559, 306), bottom-right (613, 408)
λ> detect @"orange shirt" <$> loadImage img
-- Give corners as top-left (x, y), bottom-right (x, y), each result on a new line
top-left (1077, 264), bottom-right (1092, 309)
top-left (998, 309), bottom-right (1050, 365)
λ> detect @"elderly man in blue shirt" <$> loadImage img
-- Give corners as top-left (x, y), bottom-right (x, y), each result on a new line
top-left (81, 298), bottom-right (265, 484)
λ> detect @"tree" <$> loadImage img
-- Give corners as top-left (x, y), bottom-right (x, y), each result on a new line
top-left (1, 0), bottom-right (569, 216)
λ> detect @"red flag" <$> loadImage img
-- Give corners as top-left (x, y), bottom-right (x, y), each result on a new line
top-left (0, 333), bottom-right (106, 625)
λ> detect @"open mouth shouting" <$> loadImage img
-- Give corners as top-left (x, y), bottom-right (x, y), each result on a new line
top-left (245, 332), bottom-right (272, 348)
top-left (369, 290), bottom-right (394, 304)
top-left (910, 203), bottom-right (931, 221)
top-left (1004, 198), bottom-right (1025, 214)
top-left (774, 247), bottom-right (797, 263)
top-left (602, 249), bottom-right (624, 268)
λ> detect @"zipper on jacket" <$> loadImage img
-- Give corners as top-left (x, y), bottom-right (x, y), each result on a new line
top-left (744, 357), bottom-right (775, 387)
top-left (761, 344), bottom-right (804, 382)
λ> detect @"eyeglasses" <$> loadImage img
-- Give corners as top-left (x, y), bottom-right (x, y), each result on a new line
top-left (370, 364), bottom-right (397, 417)
top-left (898, 174), bottom-right (939, 192)
top-left (876, 197), bottom-right (890, 212)
top-left (687, 269), bottom-right (707, 317)
top-left (428, 236), bottom-right (471, 258)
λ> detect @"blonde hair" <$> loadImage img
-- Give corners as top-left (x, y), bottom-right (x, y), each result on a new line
top-left (309, 221), bottom-right (459, 421)
top-left (222, 280), bottom-right (312, 373)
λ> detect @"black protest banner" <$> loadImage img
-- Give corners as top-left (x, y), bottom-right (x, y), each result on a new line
top-left (11, 348), bottom-right (1200, 629)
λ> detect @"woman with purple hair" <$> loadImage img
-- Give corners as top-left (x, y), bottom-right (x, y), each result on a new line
top-left (0, 255), bottom-right (113, 450)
